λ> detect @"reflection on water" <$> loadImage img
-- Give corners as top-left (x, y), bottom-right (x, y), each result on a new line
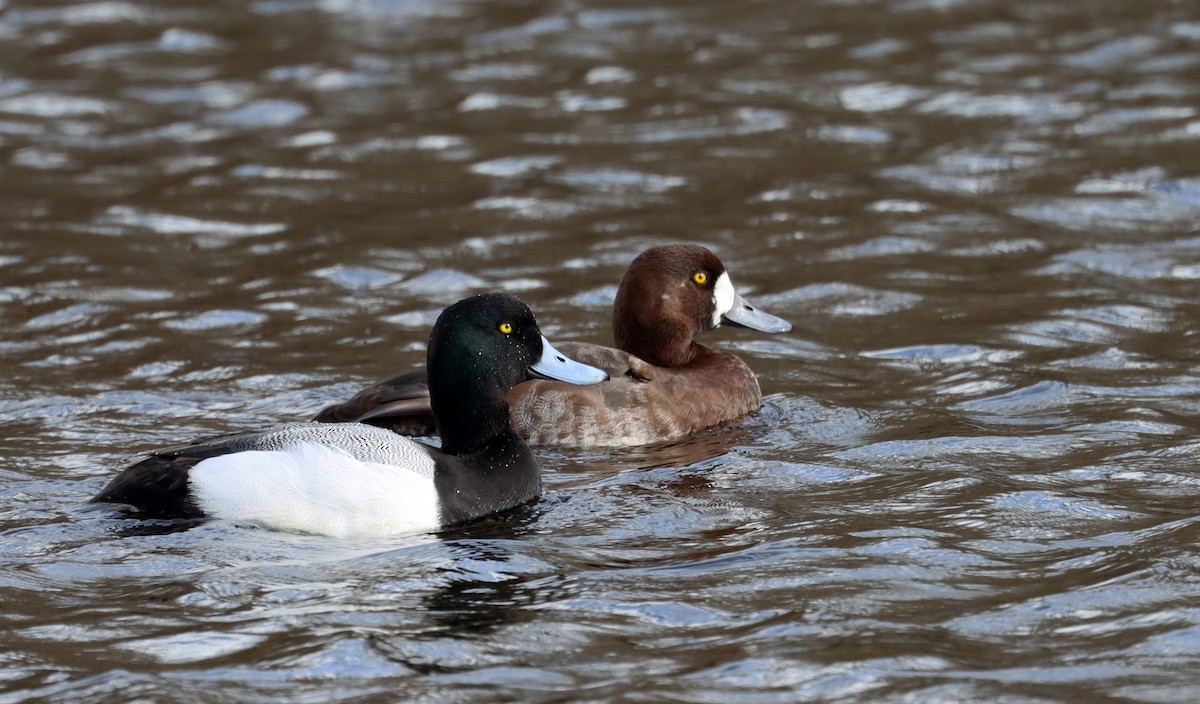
top-left (3, 0), bottom-right (1200, 700)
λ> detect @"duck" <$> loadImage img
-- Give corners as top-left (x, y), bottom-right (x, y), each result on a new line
top-left (88, 293), bottom-right (608, 537)
top-left (314, 244), bottom-right (791, 447)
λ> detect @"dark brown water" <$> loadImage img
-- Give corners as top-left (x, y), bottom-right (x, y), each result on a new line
top-left (3, 0), bottom-right (1200, 701)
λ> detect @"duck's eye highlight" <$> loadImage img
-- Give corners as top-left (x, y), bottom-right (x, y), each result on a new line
top-left (498, 322), bottom-right (513, 334)
top-left (692, 272), bottom-right (708, 285)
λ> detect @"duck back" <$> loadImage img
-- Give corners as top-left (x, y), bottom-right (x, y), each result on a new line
top-left (510, 342), bottom-right (761, 447)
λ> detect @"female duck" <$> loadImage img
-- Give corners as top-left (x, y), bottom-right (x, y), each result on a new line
top-left (89, 293), bottom-right (607, 537)
top-left (315, 245), bottom-right (791, 447)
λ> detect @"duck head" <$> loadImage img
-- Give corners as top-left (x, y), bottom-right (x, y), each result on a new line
top-left (427, 292), bottom-right (606, 452)
top-left (612, 244), bottom-right (791, 368)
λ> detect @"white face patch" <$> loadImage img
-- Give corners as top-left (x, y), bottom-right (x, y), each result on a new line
top-left (712, 271), bottom-right (735, 327)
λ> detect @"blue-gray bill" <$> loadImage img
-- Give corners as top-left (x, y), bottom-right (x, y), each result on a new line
top-left (722, 293), bottom-right (792, 333)
top-left (529, 336), bottom-right (609, 384)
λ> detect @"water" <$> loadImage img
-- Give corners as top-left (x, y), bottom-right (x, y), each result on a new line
top-left (3, 0), bottom-right (1200, 700)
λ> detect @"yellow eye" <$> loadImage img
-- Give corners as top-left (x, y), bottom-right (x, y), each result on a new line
top-left (498, 322), bottom-right (513, 334)
top-left (692, 272), bottom-right (708, 285)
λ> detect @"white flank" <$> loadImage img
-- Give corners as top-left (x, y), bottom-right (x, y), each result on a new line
top-left (189, 441), bottom-right (441, 538)
top-left (712, 272), bottom-right (736, 327)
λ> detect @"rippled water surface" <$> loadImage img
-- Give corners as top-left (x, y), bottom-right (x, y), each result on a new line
top-left (4, 0), bottom-right (1200, 701)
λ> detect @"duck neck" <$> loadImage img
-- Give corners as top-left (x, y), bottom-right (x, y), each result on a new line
top-left (620, 329), bottom-right (698, 367)
top-left (428, 370), bottom-right (513, 455)
top-left (613, 302), bottom-right (700, 368)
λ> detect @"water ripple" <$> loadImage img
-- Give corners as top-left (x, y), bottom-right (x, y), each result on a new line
top-left (3, 0), bottom-right (1200, 701)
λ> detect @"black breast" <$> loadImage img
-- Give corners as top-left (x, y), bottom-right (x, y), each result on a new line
top-left (433, 432), bottom-right (542, 526)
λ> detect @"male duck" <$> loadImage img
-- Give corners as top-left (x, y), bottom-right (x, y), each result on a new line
top-left (315, 244), bottom-right (791, 447)
top-left (89, 293), bottom-right (608, 537)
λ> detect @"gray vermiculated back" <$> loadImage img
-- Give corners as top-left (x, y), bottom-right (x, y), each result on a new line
top-left (163, 423), bottom-right (438, 480)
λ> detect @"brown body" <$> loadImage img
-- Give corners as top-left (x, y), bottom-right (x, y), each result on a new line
top-left (511, 341), bottom-right (761, 446)
top-left (315, 245), bottom-right (789, 448)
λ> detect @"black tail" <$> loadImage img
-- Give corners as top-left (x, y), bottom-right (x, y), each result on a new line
top-left (90, 455), bottom-right (204, 519)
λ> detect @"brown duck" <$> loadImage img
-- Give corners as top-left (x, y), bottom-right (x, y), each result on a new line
top-left (315, 244), bottom-right (791, 447)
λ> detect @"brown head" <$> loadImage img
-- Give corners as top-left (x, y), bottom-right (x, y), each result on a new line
top-left (612, 244), bottom-right (790, 368)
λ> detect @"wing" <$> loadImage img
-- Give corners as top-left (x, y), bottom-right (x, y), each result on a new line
top-left (313, 368), bottom-right (436, 435)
